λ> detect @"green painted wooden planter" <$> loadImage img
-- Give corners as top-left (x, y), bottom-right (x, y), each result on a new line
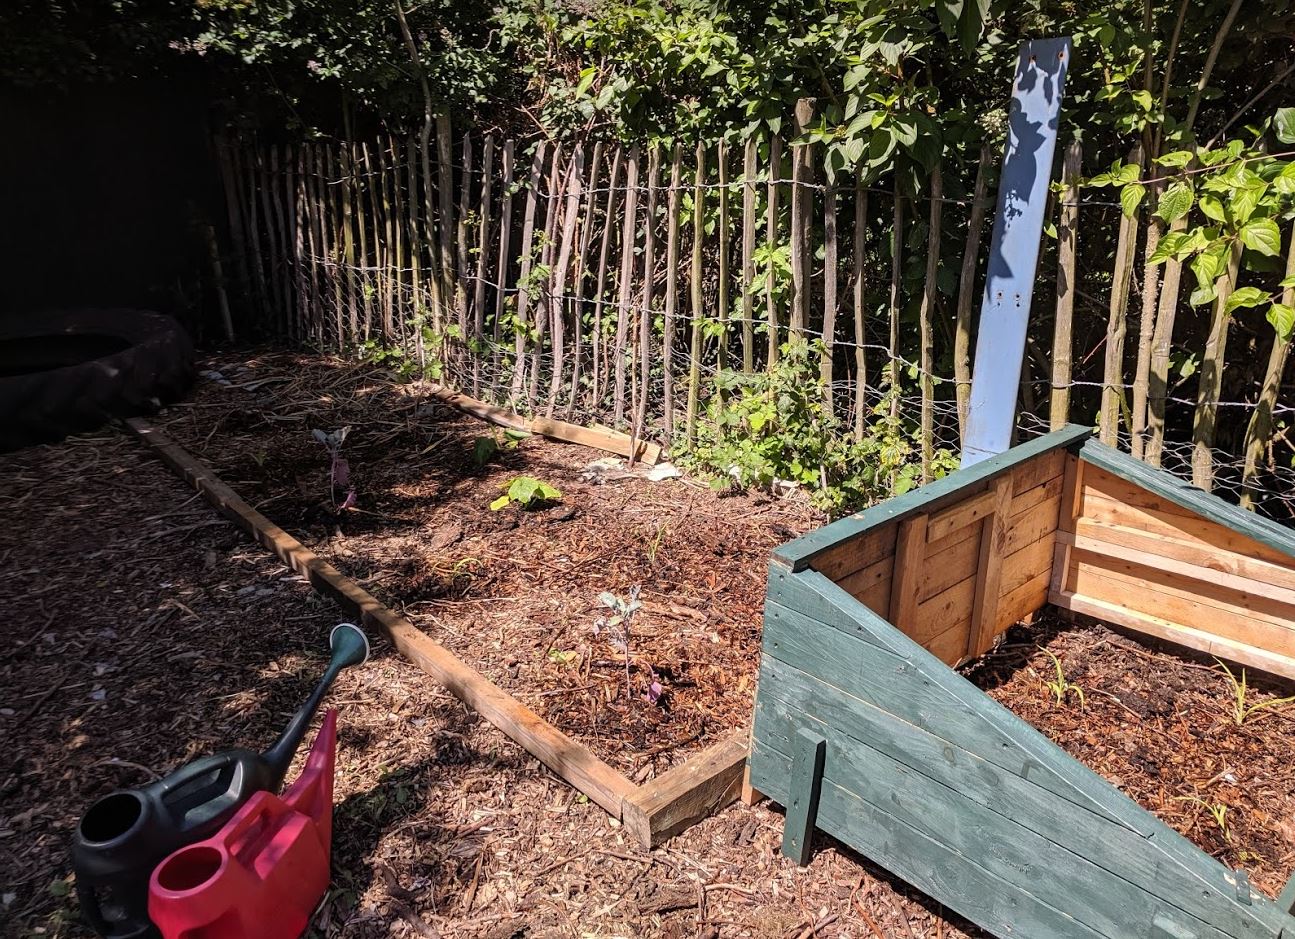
top-left (750, 425), bottom-right (1295, 939)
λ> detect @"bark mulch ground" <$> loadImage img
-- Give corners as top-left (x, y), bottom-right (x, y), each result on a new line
top-left (4, 348), bottom-right (1294, 937)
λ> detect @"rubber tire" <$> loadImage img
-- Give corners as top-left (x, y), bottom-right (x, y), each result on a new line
top-left (0, 309), bottom-right (194, 452)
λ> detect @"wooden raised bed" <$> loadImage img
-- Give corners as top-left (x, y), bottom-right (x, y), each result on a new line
top-left (749, 425), bottom-right (1295, 939)
top-left (126, 418), bottom-right (742, 849)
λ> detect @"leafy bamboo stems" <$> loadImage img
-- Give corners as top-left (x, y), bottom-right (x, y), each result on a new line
top-left (1049, 140), bottom-right (1082, 431)
top-left (529, 144), bottom-right (563, 410)
top-left (887, 179), bottom-right (904, 419)
top-left (613, 145), bottom-right (641, 427)
top-left (740, 138), bottom-right (757, 374)
top-left (511, 141), bottom-right (546, 404)
top-left (1099, 144), bottom-right (1144, 446)
top-left (493, 140), bottom-right (516, 395)
top-left (766, 136), bottom-right (782, 368)
top-left (686, 141), bottom-right (705, 444)
top-left (472, 135), bottom-right (495, 399)
top-left (1240, 227), bottom-right (1295, 509)
top-left (1144, 214), bottom-right (1190, 467)
top-left (631, 147), bottom-right (660, 464)
top-left (918, 165), bottom-right (943, 483)
top-left (821, 181), bottom-right (838, 413)
top-left (547, 146), bottom-right (583, 416)
top-left (568, 141), bottom-right (603, 418)
top-left (852, 184), bottom-right (868, 441)
top-left (591, 148), bottom-right (624, 409)
top-left (716, 140), bottom-right (730, 385)
top-left (662, 145), bottom-right (683, 445)
top-left (956, 144), bottom-right (993, 439)
top-left (1191, 239), bottom-right (1244, 491)
top-left (790, 98), bottom-right (815, 337)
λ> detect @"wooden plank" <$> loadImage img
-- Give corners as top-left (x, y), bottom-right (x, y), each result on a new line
top-left (888, 515), bottom-right (927, 631)
top-left (926, 486), bottom-right (996, 543)
top-left (1052, 590), bottom-right (1295, 686)
top-left (126, 419), bottom-right (636, 817)
top-left (1075, 517), bottom-right (1295, 593)
top-left (1011, 472), bottom-right (1064, 516)
top-left (776, 425), bottom-right (1091, 572)
top-left (996, 569), bottom-right (1051, 634)
top-left (916, 532), bottom-right (980, 604)
top-left (914, 576), bottom-right (974, 645)
top-left (780, 729), bottom-right (826, 866)
top-left (837, 556), bottom-right (893, 605)
top-left (808, 524), bottom-right (897, 583)
top-left (1000, 533), bottom-right (1055, 600)
top-left (1061, 530), bottom-right (1295, 608)
top-left (752, 660), bottom-right (1277, 939)
top-left (1011, 446), bottom-right (1067, 495)
top-left (1079, 439), bottom-right (1295, 562)
top-left (968, 475), bottom-right (1015, 656)
top-left (621, 732), bottom-right (747, 849)
top-left (1066, 556), bottom-right (1295, 658)
top-left (425, 384), bottom-right (662, 464)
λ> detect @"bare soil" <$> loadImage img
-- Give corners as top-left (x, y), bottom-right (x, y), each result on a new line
top-left (4, 348), bottom-right (1294, 938)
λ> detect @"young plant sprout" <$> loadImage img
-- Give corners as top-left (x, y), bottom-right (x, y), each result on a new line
top-left (311, 426), bottom-right (356, 512)
top-left (594, 586), bottom-right (648, 703)
top-left (1039, 647), bottom-right (1085, 709)
top-left (1215, 658), bottom-right (1295, 725)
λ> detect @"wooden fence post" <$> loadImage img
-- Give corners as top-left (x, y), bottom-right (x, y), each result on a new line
top-left (1191, 239), bottom-right (1243, 491)
top-left (529, 145), bottom-right (563, 409)
top-left (436, 113), bottom-right (457, 328)
top-left (1131, 186), bottom-right (1166, 459)
top-left (1144, 214), bottom-right (1190, 467)
top-left (821, 181), bottom-right (838, 412)
top-left (547, 146), bottom-right (584, 415)
top-left (766, 136), bottom-right (783, 367)
top-left (511, 142), bottom-right (546, 405)
top-left (492, 140), bottom-right (516, 399)
top-left (473, 135), bottom-right (495, 399)
top-left (456, 134), bottom-right (474, 372)
top-left (716, 140), bottom-right (731, 384)
top-left (1049, 139), bottom-right (1082, 431)
top-left (852, 183), bottom-right (868, 441)
top-left (1241, 226), bottom-right (1295, 508)
top-left (790, 99), bottom-right (816, 337)
top-left (741, 138), bottom-right (758, 374)
top-left (918, 165), bottom-right (943, 482)
top-left (663, 145), bottom-right (683, 445)
top-left (631, 146), bottom-right (660, 462)
top-left (613, 145), bottom-right (641, 427)
top-left (569, 141), bottom-right (604, 418)
top-left (1099, 143), bottom-right (1144, 446)
top-left (888, 180), bottom-right (905, 419)
top-left (686, 141), bottom-right (706, 444)
top-left (592, 149), bottom-right (624, 410)
top-left (956, 144), bottom-right (993, 439)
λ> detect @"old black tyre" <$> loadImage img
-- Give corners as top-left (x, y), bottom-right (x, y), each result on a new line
top-left (0, 309), bottom-right (193, 452)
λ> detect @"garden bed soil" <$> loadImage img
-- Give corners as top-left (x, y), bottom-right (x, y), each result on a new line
top-left (152, 351), bottom-right (822, 779)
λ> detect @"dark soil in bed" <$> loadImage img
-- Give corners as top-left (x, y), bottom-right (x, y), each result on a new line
top-left (964, 613), bottom-right (1295, 898)
top-left (153, 352), bottom-right (821, 778)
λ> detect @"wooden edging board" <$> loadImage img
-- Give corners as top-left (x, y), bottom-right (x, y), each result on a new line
top-left (125, 418), bottom-right (734, 848)
top-left (425, 384), bottom-right (664, 466)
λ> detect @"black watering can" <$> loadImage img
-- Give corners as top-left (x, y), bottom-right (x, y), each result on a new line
top-left (71, 623), bottom-right (370, 938)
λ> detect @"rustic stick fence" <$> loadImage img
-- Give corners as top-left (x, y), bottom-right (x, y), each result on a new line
top-left (211, 105), bottom-right (1295, 519)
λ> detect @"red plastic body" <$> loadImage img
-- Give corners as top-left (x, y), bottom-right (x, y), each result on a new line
top-left (148, 710), bottom-right (338, 939)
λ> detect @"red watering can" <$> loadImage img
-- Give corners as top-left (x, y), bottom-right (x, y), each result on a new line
top-left (147, 709), bottom-right (339, 939)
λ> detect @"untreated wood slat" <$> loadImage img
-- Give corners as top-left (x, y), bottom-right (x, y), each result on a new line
top-left (967, 475), bottom-right (1015, 657)
top-left (126, 419), bottom-right (636, 817)
top-left (888, 515), bottom-right (928, 632)
top-left (622, 732), bottom-right (747, 849)
top-left (926, 487), bottom-right (997, 543)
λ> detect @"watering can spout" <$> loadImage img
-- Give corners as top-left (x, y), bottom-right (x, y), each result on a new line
top-left (261, 624), bottom-right (368, 787)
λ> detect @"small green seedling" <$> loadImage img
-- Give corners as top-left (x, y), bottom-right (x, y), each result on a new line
top-left (490, 475), bottom-right (562, 511)
top-left (473, 430), bottom-right (529, 467)
top-left (1039, 647), bottom-right (1085, 709)
top-left (1175, 795), bottom-right (1230, 840)
top-left (1216, 658), bottom-right (1295, 725)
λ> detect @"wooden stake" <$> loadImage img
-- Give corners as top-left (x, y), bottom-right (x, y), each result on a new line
top-left (1099, 144), bottom-right (1144, 446)
top-left (338, 142), bottom-right (359, 342)
top-left (493, 140), bottom-right (516, 398)
top-left (569, 141), bottom-right (603, 418)
top-left (1241, 226), bottom-right (1295, 508)
top-left (512, 142), bottom-right (546, 405)
top-left (631, 147), bottom-right (660, 464)
top-left (237, 142), bottom-right (270, 326)
top-left (472, 135), bottom-right (495, 399)
top-left (888, 180), bottom-right (904, 418)
top-left (686, 142), bottom-right (705, 444)
top-left (436, 112), bottom-right (457, 328)
top-left (790, 98), bottom-right (815, 337)
top-left (290, 145), bottom-right (309, 341)
top-left (1191, 239), bottom-right (1243, 491)
top-left (1131, 203), bottom-right (1165, 459)
top-left (456, 134), bottom-right (474, 373)
top-left (301, 144), bottom-right (323, 347)
top-left (956, 144), bottom-right (994, 439)
top-left (204, 223), bottom-right (235, 342)
top-left (547, 146), bottom-right (583, 416)
top-left (1049, 140), bottom-right (1081, 431)
top-left (740, 138), bottom-right (758, 374)
top-left (529, 145), bottom-right (563, 410)
top-left (613, 145), bottom-right (641, 427)
top-left (766, 135), bottom-right (782, 368)
top-left (821, 180), bottom-right (838, 413)
top-left (662, 145), bottom-right (683, 446)
top-left (592, 148), bottom-right (623, 410)
top-left (353, 142), bottom-right (374, 341)
top-left (213, 132), bottom-right (252, 313)
top-left (1145, 214), bottom-right (1189, 467)
top-left (321, 145), bottom-right (345, 350)
top-left (852, 183), bottom-right (868, 441)
top-left (716, 140), bottom-right (731, 386)
top-left (918, 165), bottom-right (943, 483)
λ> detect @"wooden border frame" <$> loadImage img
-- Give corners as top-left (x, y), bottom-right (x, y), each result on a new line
top-left (126, 418), bottom-right (731, 848)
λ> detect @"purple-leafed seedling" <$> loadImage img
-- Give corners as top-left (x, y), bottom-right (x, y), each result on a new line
top-left (312, 426), bottom-right (356, 513)
top-left (593, 586), bottom-right (645, 703)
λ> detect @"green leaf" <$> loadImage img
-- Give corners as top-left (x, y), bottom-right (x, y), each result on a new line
top-left (1224, 285), bottom-right (1270, 314)
top-left (1155, 182), bottom-right (1193, 223)
top-left (1198, 192), bottom-right (1227, 222)
top-left (473, 436), bottom-right (498, 467)
top-left (1156, 150), bottom-right (1194, 168)
top-left (1228, 185), bottom-right (1263, 225)
top-left (1149, 231), bottom-right (1190, 264)
top-left (489, 495), bottom-right (511, 511)
top-left (1120, 183), bottom-right (1146, 218)
top-left (1268, 303), bottom-right (1295, 341)
top-left (1280, 274), bottom-right (1295, 290)
top-left (1276, 107), bottom-right (1295, 145)
top-left (1189, 283), bottom-right (1218, 307)
top-left (1240, 219), bottom-right (1281, 257)
top-left (508, 476), bottom-right (541, 504)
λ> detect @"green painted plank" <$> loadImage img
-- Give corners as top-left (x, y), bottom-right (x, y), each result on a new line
top-left (1078, 439), bottom-right (1295, 560)
top-left (765, 563), bottom-right (903, 656)
top-left (780, 728), bottom-right (825, 866)
top-left (757, 700), bottom-right (1247, 939)
top-left (774, 423), bottom-right (1093, 571)
top-left (753, 657), bottom-right (1286, 938)
top-left (749, 738), bottom-right (1108, 939)
top-left (762, 590), bottom-right (1135, 831)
